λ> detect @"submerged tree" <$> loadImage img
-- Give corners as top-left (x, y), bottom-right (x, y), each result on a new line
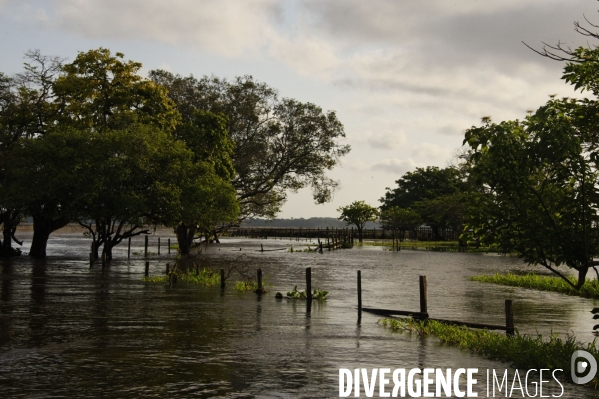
top-left (149, 72), bottom-right (350, 223)
top-left (464, 100), bottom-right (599, 290)
top-left (380, 166), bottom-right (467, 240)
top-left (337, 201), bottom-right (379, 243)
top-left (0, 51), bottom-right (63, 256)
top-left (379, 206), bottom-right (421, 243)
top-left (461, 13), bottom-right (599, 290)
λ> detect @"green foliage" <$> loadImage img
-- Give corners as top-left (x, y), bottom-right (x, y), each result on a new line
top-left (337, 200), bottom-right (379, 242)
top-left (380, 166), bottom-right (471, 241)
top-left (380, 318), bottom-right (599, 387)
top-left (286, 285), bottom-right (328, 300)
top-left (379, 206), bottom-right (421, 241)
top-left (463, 99), bottom-right (599, 289)
top-left (142, 268), bottom-right (220, 286)
top-left (233, 280), bottom-right (258, 292)
top-left (149, 71), bottom-right (350, 219)
top-left (54, 48), bottom-right (180, 133)
top-left (380, 166), bottom-right (465, 210)
top-left (470, 272), bottom-right (599, 299)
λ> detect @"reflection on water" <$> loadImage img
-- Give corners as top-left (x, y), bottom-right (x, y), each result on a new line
top-left (0, 232), bottom-right (598, 397)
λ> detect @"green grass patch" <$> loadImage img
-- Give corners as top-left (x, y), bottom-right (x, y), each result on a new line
top-left (379, 317), bottom-right (599, 387)
top-left (469, 272), bottom-right (599, 299)
top-left (142, 268), bottom-right (220, 286)
top-left (233, 280), bottom-right (258, 291)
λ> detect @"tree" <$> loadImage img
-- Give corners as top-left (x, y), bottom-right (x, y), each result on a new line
top-left (170, 110), bottom-right (239, 255)
top-left (0, 51), bottom-right (63, 256)
top-left (4, 128), bottom-right (96, 257)
top-left (380, 166), bottom-right (467, 240)
top-left (337, 201), bottom-right (379, 242)
top-left (23, 48), bottom-right (182, 258)
top-left (149, 72), bottom-right (350, 222)
top-left (76, 124), bottom-right (199, 260)
top-left (463, 99), bottom-right (599, 290)
top-left (379, 206), bottom-right (421, 243)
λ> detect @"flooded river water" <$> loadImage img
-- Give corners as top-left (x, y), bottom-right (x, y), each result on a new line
top-left (1, 231), bottom-right (598, 398)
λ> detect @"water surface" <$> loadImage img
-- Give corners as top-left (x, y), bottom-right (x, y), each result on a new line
top-left (0, 232), bottom-right (597, 398)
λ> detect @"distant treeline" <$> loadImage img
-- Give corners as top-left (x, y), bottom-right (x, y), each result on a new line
top-left (242, 217), bottom-right (380, 229)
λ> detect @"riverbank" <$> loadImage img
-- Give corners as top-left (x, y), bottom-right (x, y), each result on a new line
top-left (379, 317), bottom-right (599, 388)
top-left (470, 272), bottom-right (599, 299)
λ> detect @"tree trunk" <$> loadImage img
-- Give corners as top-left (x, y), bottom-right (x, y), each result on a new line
top-left (357, 226), bottom-right (363, 243)
top-left (0, 210), bottom-right (22, 257)
top-left (576, 266), bottom-right (589, 290)
top-left (103, 241), bottom-right (114, 261)
top-left (176, 224), bottom-right (196, 256)
top-left (29, 216), bottom-right (69, 258)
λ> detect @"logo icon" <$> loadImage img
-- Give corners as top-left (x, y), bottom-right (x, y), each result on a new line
top-left (571, 350), bottom-right (598, 384)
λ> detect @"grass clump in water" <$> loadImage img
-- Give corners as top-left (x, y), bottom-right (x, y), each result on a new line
top-left (379, 317), bottom-right (599, 387)
top-left (469, 272), bottom-right (599, 299)
top-left (234, 280), bottom-right (258, 291)
top-left (142, 268), bottom-right (220, 286)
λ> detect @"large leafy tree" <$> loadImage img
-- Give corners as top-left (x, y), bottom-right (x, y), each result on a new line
top-left (171, 110), bottom-right (239, 255)
top-left (0, 51), bottom-right (63, 256)
top-left (462, 14), bottom-right (599, 289)
top-left (337, 201), bottom-right (379, 243)
top-left (25, 48), bottom-right (182, 258)
top-left (379, 206), bottom-right (421, 243)
top-left (380, 166), bottom-right (467, 240)
top-left (149, 72), bottom-right (350, 222)
top-left (464, 100), bottom-right (599, 290)
top-left (77, 124), bottom-right (200, 260)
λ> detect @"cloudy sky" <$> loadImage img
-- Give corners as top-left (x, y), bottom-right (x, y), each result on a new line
top-left (1, 0), bottom-right (598, 218)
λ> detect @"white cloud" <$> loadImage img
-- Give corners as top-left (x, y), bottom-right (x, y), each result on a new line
top-left (411, 143), bottom-right (453, 163)
top-left (43, 0), bottom-right (282, 58)
top-left (371, 158), bottom-right (417, 175)
top-left (366, 130), bottom-right (406, 150)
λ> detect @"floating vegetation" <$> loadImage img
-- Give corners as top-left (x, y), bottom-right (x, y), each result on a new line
top-left (469, 272), bottom-right (599, 299)
top-left (286, 285), bottom-right (328, 300)
top-left (142, 268), bottom-right (220, 286)
top-left (234, 280), bottom-right (258, 292)
top-left (379, 317), bottom-right (599, 387)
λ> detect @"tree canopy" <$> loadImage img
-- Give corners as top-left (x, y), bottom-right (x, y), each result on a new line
top-left (337, 201), bottom-right (379, 242)
top-left (149, 72), bottom-right (350, 220)
top-left (0, 48), bottom-right (241, 259)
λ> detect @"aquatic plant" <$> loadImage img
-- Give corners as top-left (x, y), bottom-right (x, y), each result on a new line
top-left (286, 285), bottom-right (328, 300)
top-left (470, 272), bottom-right (599, 299)
top-left (379, 317), bottom-right (599, 387)
top-left (234, 280), bottom-right (258, 291)
top-left (142, 268), bottom-right (220, 286)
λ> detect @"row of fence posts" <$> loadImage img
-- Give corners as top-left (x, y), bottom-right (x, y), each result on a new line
top-left (232, 226), bottom-right (462, 241)
top-left (234, 227), bottom-right (356, 245)
top-left (90, 236), bottom-right (173, 269)
top-left (139, 261), bottom-right (515, 337)
top-left (356, 270), bottom-right (515, 336)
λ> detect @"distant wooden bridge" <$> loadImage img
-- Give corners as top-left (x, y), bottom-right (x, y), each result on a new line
top-left (227, 226), bottom-right (459, 241)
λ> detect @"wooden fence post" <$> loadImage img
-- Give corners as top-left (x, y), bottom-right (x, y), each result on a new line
top-left (220, 269), bottom-right (225, 288)
top-left (261, 244), bottom-right (264, 253)
top-left (165, 262), bottom-right (169, 275)
top-left (158, 237), bottom-right (160, 255)
top-left (145, 261), bottom-right (149, 277)
top-left (89, 252), bottom-right (93, 268)
top-left (168, 238), bottom-right (171, 254)
top-left (306, 267), bottom-right (312, 301)
top-left (144, 235), bottom-right (148, 258)
top-left (505, 299), bottom-right (515, 336)
top-left (419, 276), bottom-right (428, 317)
top-left (127, 237), bottom-right (131, 259)
top-left (257, 268), bottom-right (263, 293)
top-left (357, 270), bottom-right (362, 313)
